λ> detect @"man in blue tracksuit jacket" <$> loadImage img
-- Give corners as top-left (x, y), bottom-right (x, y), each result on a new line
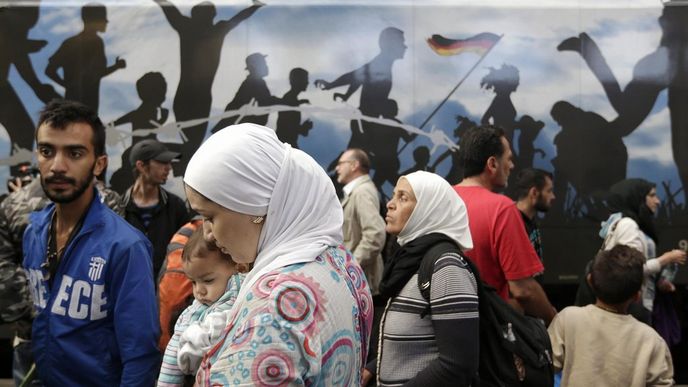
top-left (23, 100), bottom-right (160, 386)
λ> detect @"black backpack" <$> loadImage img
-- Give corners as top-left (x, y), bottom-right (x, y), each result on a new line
top-left (417, 242), bottom-right (554, 387)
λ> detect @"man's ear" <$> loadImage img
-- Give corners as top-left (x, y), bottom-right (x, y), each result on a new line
top-left (135, 160), bottom-right (145, 173)
top-left (529, 186), bottom-right (539, 202)
top-left (94, 155), bottom-right (107, 177)
top-left (586, 273), bottom-right (593, 288)
top-left (486, 155), bottom-right (498, 175)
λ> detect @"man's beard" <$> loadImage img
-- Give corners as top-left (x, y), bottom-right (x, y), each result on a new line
top-left (534, 195), bottom-right (551, 213)
top-left (41, 168), bottom-right (94, 204)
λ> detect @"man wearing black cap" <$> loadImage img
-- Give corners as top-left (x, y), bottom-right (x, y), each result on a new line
top-left (120, 139), bottom-right (191, 277)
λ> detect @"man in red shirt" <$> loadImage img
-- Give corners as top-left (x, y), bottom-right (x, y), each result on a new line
top-left (454, 125), bottom-right (556, 325)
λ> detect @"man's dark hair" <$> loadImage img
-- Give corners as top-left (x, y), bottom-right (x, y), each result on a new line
top-left (513, 168), bottom-right (553, 200)
top-left (348, 148), bottom-right (371, 174)
top-left (37, 99), bottom-right (106, 156)
top-left (590, 245), bottom-right (644, 305)
top-left (458, 124), bottom-right (505, 178)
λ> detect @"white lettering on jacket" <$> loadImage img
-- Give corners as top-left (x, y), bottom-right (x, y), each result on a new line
top-left (27, 269), bottom-right (48, 309)
top-left (50, 275), bottom-right (108, 320)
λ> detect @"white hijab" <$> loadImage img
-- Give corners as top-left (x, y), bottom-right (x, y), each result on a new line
top-left (184, 123), bottom-right (343, 300)
top-left (397, 171), bottom-right (473, 250)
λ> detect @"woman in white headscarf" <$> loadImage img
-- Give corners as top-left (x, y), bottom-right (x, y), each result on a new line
top-left (365, 171), bottom-right (477, 387)
top-left (184, 123), bottom-right (373, 386)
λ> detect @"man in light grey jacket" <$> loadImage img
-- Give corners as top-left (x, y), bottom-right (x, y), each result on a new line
top-left (335, 148), bottom-right (386, 294)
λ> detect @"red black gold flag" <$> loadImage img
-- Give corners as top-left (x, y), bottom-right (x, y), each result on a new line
top-left (427, 32), bottom-right (500, 56)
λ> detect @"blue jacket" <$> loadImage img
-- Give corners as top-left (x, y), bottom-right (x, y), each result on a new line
top-left (23, 191), bottom-right (160, 386)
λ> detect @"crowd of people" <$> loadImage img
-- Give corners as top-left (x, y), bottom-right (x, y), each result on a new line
top-left (0, 98), bottom-right (685, 386)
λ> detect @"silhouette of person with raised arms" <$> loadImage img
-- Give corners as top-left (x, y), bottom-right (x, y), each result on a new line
top-left (430, 115), bottom-right (476, 184)
top-left (154, 0), bottom-right (263, 160)
top-left (212, 52), bottom-right (281, 132)
top-left (557, 6), bottom-right (688, 204)
top-left (480, 63), bottom-right (519, 149)
top-left (314, 27), bottom-right (407, 151)
top-left (0, 2), bottom-right (60, 174)
top-left (45, 3), bottom-right (125, 114)
top-left (550, 100), bottom-right (627, 216)
top-left (276, 67), bottom-right (313, 149)
top-left (109, 72), bottom-right (171, 194)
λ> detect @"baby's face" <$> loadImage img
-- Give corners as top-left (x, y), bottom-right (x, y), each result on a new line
top-left (183, 252), bottom-right (237, 306)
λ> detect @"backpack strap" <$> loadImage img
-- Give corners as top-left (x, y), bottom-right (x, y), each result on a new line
top-left (417, 241), bottom-right (466, 318)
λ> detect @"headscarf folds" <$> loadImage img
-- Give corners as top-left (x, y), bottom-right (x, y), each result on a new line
top-left (397, 171), bottom-right (472, 249)
top-left (607, 178), bottom-right (657, 243)
top-left (184, 123), bottom-right (344, 301)
top-left (379, 171), bottom-right (472, 300)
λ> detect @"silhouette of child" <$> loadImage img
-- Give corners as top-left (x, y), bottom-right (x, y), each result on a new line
top-left (109, 72), bottom-right (170, 194)
top-left (276, 67), bottom-right (313, 149)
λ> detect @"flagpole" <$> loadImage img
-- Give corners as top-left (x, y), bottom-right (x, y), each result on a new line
top-left (418, 34), bottom-right (503, 131)
top-left (397, 34), bottom-right (503, 156)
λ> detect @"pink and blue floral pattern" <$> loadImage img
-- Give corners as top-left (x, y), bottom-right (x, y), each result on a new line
top-left (196, 245), bottom-right (373, 386)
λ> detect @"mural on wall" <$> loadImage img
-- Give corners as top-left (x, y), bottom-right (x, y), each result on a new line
top-left (1, 0), bottom-right (687, 282)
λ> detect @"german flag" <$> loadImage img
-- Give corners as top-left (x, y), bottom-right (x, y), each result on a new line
top-left (427, 32), bottom-right (500, 56)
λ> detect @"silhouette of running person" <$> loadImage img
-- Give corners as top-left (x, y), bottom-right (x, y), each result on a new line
top-left (0, 2), bottom-right (60, 174)
top-left (550, 100), bottom-right (627, 216)
top-left (154, 0), bottom-right (263, 168)
top-left (109, 72), bottom-right (170, 194)
top-left (557, 6), bottom-right (688, 204)
top-left (368, 98), bottom-right (414, 190)
top-left (45, 3), bottom-right (125, 114)
top-left (275, 67), bottom-right (312, 149)
top-left (314, 27), bottom-right (407, 152)
top-left (480, 63), bottom-right (519, 148)
top-left (430, 115), bottom-right (476, 184)
top-left (399, 146), bottom-right (431, 176)
top-left (212, 52), bottom-right (281, 132)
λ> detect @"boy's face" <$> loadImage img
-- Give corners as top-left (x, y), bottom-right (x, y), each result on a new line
top-left (183, 252), bottom-right (237, 306)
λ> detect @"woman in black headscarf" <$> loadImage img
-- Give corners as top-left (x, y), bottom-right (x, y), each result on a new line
top-left (599, 178), bottom-right (685, 321)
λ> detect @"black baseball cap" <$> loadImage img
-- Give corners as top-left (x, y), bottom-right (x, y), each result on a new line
top-left (129, 140), bottom-right (181, 165)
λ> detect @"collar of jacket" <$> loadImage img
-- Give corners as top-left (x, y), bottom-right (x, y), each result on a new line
top-left (342, 174), bottom-right (372, 207)
top-left (122, 186), bottom-right (169, 213)
top-left (29, 188), bottom-right (106, 236)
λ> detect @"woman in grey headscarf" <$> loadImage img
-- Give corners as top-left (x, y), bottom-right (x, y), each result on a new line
top-left (184, 123), bottom-right (373, 386)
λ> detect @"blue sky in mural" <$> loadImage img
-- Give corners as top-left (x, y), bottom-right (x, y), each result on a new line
top-left (3, 1), bottom-right (680, 203)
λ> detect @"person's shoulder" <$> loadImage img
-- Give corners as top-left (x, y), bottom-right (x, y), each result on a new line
top-left (353, 177), bottom-right (378, 196)
top-left (98, 204), bottom-right (149, 244)
top-left (615, 217), bottom-right (640, 231)
top-left (628, 316), bottom-right (668, 344)
top-left (454, 185), bottom-right (504, 202)
top-left (433, 251), bottom-right (476, 283)
top-left (162, 188), bottom-right (186, 206)
top-left (557, 305), bottom-right (588, 318)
